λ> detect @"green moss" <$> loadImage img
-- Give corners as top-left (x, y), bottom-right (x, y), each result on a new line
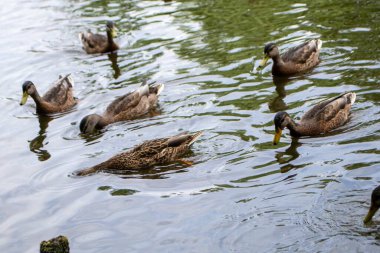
top-left (110, 189), bottom-right (139, 196)
top-left (97, 185), bottom-right (112, 191)
top-left (40, 235), bottom-right (69, 253)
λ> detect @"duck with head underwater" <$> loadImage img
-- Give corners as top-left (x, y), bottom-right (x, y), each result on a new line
top-left (20, 74), bottom-right (77, 115)
top-left (273, 92), bottom-right (356, 145)
top-left (79, 21), bottom-right (119, 54)
top-left (258, 39), bottom-right (322, 76)
top-left (75, 131), bottom-right (203, 176)
top-left (79, 81), bottom-right (164, 134)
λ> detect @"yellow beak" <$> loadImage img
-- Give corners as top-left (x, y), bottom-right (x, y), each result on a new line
top-left (20, 92), bottom-right (29, 105)
top-left (111, 27), bottom-right (118, 38)
top-left (364, 205), bottom-right (379, 223)
top-left (258, 55), bottom-right (270, 69)
top-left (273, 127), bottom-right (282, 145)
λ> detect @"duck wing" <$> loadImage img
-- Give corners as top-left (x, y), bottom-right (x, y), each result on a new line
top-left (282, 39), bottom-right (322, 64)
top-left (104, 81), bottom-right (149, 116)
top-left (301, 92), bottom-right (356, 123)
top-left (134, 131), bottom-right (202, 157)
top-left (166, 131), bottom-right (203, 147)
top-left (151, 131), bottom-right (203, 163)
top-left (42, 74), bottom-right (74, 105)
top-left (104, 81), bottom-right (164, 119)
top-left (79, 30), bottom-right (108, 54)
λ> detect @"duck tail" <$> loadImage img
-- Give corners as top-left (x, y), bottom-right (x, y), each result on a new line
top-left (188, 131), bottom-right (203, 146)
top-left (78, 32), bottom-right (84, 42)
top-left (316, 39), bottom-right (322, 50)
top-left (153, 83), bottom-right (165, 96)
top-left (345, 92), bottom-right (356, 105)
top-left (138, 80), bottom-right (149, 96)
top-left (167, 131), bottom-right (203, 147)
top-left (65, 74), bottom-right (74, 87)
top-left (58, 74), bottom-right (74, 88)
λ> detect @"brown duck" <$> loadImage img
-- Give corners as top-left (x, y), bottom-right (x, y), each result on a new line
top-left (75, 131), bottom-right (203, 176)
top-left (79, 81), bottom-right (164, 133)
top-left (258, 39), bottom-right (322, 76)
top-left (364, 185), bottom-right (380, 223)
top-left (20, 74), bottom-right (77, 114)
top-left (79, 21), bottom-right (119, 54)
top-left (273, 92), bottom-right (356, 144)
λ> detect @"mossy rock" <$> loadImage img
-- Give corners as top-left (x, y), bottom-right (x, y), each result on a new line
top-left (40, 235), bottom-right (69, 253)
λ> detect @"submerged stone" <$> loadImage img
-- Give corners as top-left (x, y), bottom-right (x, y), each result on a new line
top-left (40, 235), bottom-right (69, 253)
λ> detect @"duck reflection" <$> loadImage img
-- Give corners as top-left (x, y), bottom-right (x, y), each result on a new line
top-left (108, 52), bottom-right (121, 79)
top-left (268, 76), bottom-right (291, 112)
top-left (274, 138), bottom-right (301, 173)
top-left (119, 163), bottom-right (190, 179)
top-left (29, 115), bottom-right (52, 161)
top-left (80, 130), bottom-right (105, 143)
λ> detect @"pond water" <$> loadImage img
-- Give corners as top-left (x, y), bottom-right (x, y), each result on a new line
top-left (1, 0), bottom-right (380, 252)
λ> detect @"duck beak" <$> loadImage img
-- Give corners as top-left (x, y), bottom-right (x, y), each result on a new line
top-left (20, 92), bottom-right (29, 105)
top-left (111, 27), bottom-right (118, 38)
top-left (258, 55), bottom-right (270, 69)
top-left (364, 204), bottom-right (379, 223)
top-left (273, 127), bottom-right (282, 145)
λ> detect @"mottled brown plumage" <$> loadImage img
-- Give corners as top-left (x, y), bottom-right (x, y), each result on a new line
top-left (75, 131), bottom-right (203, 176)
top-left (273, 92), bottom-right (356, 144)
top-left (79, 21), bottom-right (119, 54)
top-left (79, 81), bottom-right (165, 133)
top-left (259, 39), bottom-right (322, 76)
top-left (20, 74), bottom-right (77, 115)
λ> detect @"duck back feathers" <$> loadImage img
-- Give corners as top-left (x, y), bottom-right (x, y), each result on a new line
top-left (75, 131), bottom-right (203, 176)
top-left (42, 74), bottom-right (75, 105)
top-left (297, 92), bottom-right (356, 135)
top-left (104, 82), bottom-right (164, 119)
top-left (268, 39), bottom-right (322, 76)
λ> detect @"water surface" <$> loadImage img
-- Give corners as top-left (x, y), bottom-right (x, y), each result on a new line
top-left (1, 0), bottom-right (380, 252)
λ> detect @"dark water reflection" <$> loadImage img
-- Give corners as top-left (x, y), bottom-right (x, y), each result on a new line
top-left (107, 52), bottom-right (121, 79)
top-left (1, 0), bottom-right (380, 252)
top-left (29, 115), bottom-right (53, 161)
top-left (268, 76), bottom-right (291, 112)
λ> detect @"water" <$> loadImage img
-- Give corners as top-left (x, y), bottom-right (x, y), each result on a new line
top-left (1, 0), bottom-right (380, 252)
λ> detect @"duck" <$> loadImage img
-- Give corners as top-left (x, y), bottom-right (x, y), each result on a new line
top-left (75, 131), bottom-right (203, 176)
top-left (258, 39), bottom-right (322, 76)
top-left (273, 92), bottom-right (356, 145)
top-left (79, 81), bottom-right (164, 134)
top-left (20, 74), bottom-right (77, 115)
top-left (79, 21), bottom-right (119, 54)
top-left (364, 185), bottom-right (380, 223)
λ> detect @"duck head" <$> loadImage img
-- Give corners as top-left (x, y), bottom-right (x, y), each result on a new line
top-left (258, 43), bottom-right (280, 69)
top-left (273, 111), bottom-right (291, 145)
top-left (20, 81), bottom-right (37, 105)
top-left (106, 21), bottom-right (118, 38)
top-left (80, 114), bottom-right (105, 134)
top-left (364, 185), bottom-right (380, 223)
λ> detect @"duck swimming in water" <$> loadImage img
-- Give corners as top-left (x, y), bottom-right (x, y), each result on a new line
top-left (20, 74), bottom-right (77, 115)
top-left (79, 21), bottom-right (119, 54)
top-left (258, 39), bottom-right (322, 76)
top-left (75, 131), bottom-right (203, 176)
top-left (273, 92), bottom-right (356, 144)
top-left (79, 81), bottom-right (164, 134)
